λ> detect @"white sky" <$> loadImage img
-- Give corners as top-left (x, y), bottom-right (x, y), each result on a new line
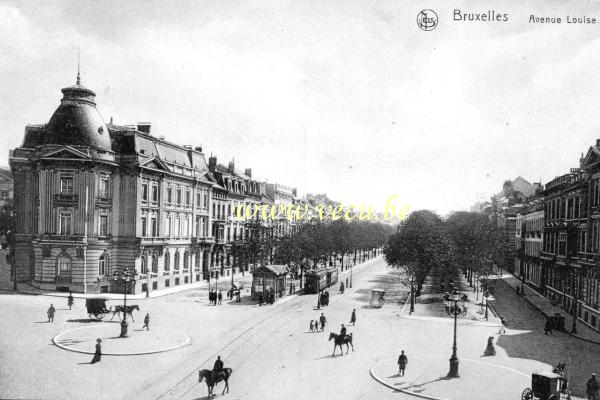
top-left (2, 0), bottom-right (600, 215)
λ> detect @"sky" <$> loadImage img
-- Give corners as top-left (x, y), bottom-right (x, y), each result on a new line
top-left (2, 0), bottom-right (600, 215)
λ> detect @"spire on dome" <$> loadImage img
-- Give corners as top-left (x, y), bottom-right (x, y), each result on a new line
top-left (76, 47), bottom-right (81, 85)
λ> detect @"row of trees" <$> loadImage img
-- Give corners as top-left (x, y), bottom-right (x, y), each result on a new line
top-left (383, 210), bottom-right (505, 293)
top-left (230, 220), bottom-right (394, 286)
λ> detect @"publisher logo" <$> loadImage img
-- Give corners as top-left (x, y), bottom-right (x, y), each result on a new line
top-left (417, 9), bottom-right (438, 31)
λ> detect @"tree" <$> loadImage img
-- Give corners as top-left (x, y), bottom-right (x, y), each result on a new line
top-left (384, 210), bottom-right (456, 293)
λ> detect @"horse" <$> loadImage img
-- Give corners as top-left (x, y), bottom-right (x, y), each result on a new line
top-left (110, 305), bottom-right (140, 321)
top-left (198, 368), bottom-right (233, 397)
top-left (329, 332), bottom-right (354, 356)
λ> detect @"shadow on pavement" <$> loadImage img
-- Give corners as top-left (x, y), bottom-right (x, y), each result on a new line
top-left (492, 278), bottom-right (594, 398)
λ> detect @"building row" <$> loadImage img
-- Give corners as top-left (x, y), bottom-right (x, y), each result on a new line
top-left (8, 74), bottom-right (334, 295)
top-left (490, 142), bottom-right (600, 333)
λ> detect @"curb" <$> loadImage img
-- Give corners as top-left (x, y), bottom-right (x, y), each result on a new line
top-left (52, 325), bottom-right (191, 356)
top-left (369, 357), bottom-right (529, 400)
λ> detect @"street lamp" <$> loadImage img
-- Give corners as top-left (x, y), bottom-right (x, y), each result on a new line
top-left (444, 290), bottom-right (469, 378)
top-left (112, 267), bottom-right (137, 338)
top-left (410, 280), bottom-right (415, 314)
top-left (349, 263), bottom-right (353, 288)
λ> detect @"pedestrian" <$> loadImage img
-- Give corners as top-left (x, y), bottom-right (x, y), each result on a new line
top-left (587, 373), bottom-right (599, 400)
top-left (236, 290), bottom-right (241, 303)
top-left (499, 316), bottom-right (506, 333)
top-left (398, 350), bottom-right (408, 376)
top-left (339, 281), bottom-right (344, 294)
top-left (67, 292), bottom-right (74, 310)
top-left (258, 292), bottom-right (264, 306)
top-left (143, 313), bottom-right (150, 331)
top-left (483, 336), bottom-right (496, 356)
top-left (90, 338), bottom-right (102, 364)
top-left (209, 290), bottom-right (214, 305)
top-left (309, 320), bottom-right (314, 332)
top-left (218, 290), bottom-right (222, 305)
top-left (544, 317), bottom-right (553, 335)
top-left (47, 304), bottom-right (55, 322)
top-left (319, 313), bottom-right (327, 332)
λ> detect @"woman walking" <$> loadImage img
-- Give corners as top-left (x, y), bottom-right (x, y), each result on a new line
top-left (350, 309), bottom-right (356, 326)
top-left (90, 338), bottom-right (102, 364)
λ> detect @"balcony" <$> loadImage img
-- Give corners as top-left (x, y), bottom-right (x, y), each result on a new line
top-left (191, 236), bottom-right (215, 245)
top-left (96, 196), bottom-right (112, 206)
top-left (139, 236), bottom-right (169, 245)
top-left (55, 274), bottom-right (72, 283)
top-left (53, 193), bottom-right (78, 206)
top-left (38, 234), bottom-right (87, 244)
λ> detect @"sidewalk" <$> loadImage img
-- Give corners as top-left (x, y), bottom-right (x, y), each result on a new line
top-left (498, 274), bottom-right (600, 345)
top-left (400, 273), bottom-right (500, 327)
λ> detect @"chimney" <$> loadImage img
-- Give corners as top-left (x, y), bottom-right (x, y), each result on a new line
top-left (137, 122), bottom-right (151, 134)
top-left (244, 168), bottom-right (252, 177)
top-left (208, 156), bottom-right (217, 171)
top-left (228, 159), bottom-right (235, 173)
top-left (195, 146), bottom-right (203, 153)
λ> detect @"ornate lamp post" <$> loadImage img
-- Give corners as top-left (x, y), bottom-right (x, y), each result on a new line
top-left (112, 267), bottom-right (137, 338)
top-left (444, 290), bottom-right (469, 378)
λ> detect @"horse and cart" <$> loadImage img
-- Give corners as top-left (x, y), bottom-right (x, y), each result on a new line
top-left (85, 298), bottom-right (140, 321)
top-left (521, 364), bottom-right (571, 400)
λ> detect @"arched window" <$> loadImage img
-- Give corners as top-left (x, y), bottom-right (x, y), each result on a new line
top-left (164, 251), bottom-right (170, 272)
top-left (195, 251), bottom-right (201, 269)
top-left (183, 252), bottom-right (189, 270)
top-left (152, 255), bottom-right (158, 274)
top-left (141, 255), bottom-right (148, 274)
top-left (98, 253), bottom-right (107, 276)
top-left (174, 251), bottom-right (180, 270)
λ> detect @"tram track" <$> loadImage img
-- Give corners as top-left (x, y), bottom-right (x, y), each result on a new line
top-left (153, 295), bottom-right (305, 400)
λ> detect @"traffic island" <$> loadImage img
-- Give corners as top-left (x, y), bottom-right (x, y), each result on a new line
top-left (370, 356), bottom-right (529, 400)
top-left (53, 324), bottom-right (190, 355)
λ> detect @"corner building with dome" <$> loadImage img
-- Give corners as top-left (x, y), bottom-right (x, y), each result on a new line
top-left (7, 75), bottom-right (253, 294)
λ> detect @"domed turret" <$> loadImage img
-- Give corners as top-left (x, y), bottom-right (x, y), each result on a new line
top-left (44, 74), bottom-right (111, 151)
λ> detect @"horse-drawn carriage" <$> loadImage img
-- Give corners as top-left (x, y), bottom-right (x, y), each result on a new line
top-left (522, 367), bottom-right (570, 400)
top-left (85, 298), bottom-right (111, 320)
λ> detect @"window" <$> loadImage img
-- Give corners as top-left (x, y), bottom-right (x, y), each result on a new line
top-left (151, 217), bottom-right (157, 237)
top-left (141, 217), bottom-right (147, 237)
top-left (99, 215), bottom-right (108, 236)
top-left (197, 192), bottom-right (201, 207)
top-left (141, 255), bottom-right (148, 274)
top-left (176, 216), bottom-right (181, 237)
top-left (213, 204), bottom-right (216, 219)
top-left (165, 215), bottom-right (171, 237)
top-left (152, 185), bottom-right (158, 202)
top-left (165, 279), bottom-right (170, 287)
top-left (203, 191), bottom-right (208, 208)
top-left (183, 252), bottom-right (189, 270)
top-left (57, 256), bottom-right (71, 276)
top-left (167, 187), bottom-right (172, 203)
top-left (177, 188), bottom-right (182, 204)
top-left (164, 251), bottom-right (170, 271)
top-left (59, 213), bottom-right (72, 235)
top-left (152, 255), bottom-right (158, 273)
top-left (99, 178), bottom-right (109, 197)
top-left (174, 251), bottom-right (180, 270)
top-left (186, 190), bottom-right (191, 206)
top-left (60, 177), bottom-right (74, 194)
top-left (142, 183), bottom-right (148, 201)
top-left (0, 191), bottom-right (7, 199)
top-left (98, 253), bottom-right (107, 276)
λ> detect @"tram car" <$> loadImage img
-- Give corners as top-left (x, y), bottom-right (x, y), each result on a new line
top-left (304, 267), bottom-right (339, 294)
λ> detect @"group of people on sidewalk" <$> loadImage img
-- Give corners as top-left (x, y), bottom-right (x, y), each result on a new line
top-left (209, 290), bottom-right (223, 305)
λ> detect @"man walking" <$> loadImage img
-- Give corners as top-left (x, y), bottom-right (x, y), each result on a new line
top-left (218, 290), bottom-right (223, 305)
top-left (398, 350), bottom-right (408, 376)
top-left (587, 373), bottom-right (599, 400)
top-left (544, 317), bottom-right (553, 335)
top-left (499, 316), bottom-right (506, 334)
top-left (143, 313), bottom-right (150, 331)
top-left (47, 304), bottom-right (55, 322)
top-left (319, 313), bottom-right (327, 332)
top-left (67, 292), bottom-right (74, 310)
top-left (350, 309), bottom-right (356, 326)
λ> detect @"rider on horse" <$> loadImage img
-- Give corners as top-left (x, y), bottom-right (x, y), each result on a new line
top-left (340, 324), bottom-right (347, 340)
top-left (212, 355), bottom-right (227, 382)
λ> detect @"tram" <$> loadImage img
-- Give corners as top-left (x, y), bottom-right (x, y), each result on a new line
top-left (304, 267), bottom-right (339, 294)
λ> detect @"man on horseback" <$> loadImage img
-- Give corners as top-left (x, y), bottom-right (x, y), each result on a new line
top-left (340, 324), bottom-right (347, 340)
top-left (212, 355), bottom-right (227, 382)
